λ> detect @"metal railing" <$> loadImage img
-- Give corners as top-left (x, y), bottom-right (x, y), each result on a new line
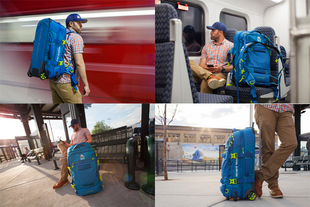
top-left (156, 159), bottom-right (220, 174)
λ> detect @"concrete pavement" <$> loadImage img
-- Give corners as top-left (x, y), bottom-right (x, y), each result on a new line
top-left (155, 169), bottom-right (310, 207)
top-left (0, 158), bottom-right (154, 207)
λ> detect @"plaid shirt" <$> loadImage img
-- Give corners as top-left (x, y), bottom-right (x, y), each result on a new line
top-left (71, 128), bottom-right (91, 145)
top-left (50, 28), bottom-right (84, 84)
top-left (201, 39), bottom-right (233, 67)
top-left (260, 104), bottom-right (294, 113)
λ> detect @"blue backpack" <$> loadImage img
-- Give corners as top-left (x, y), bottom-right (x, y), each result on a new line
top-left (67, 142), bottom-right (103, 196)
top-left (228, 30), bottom-right (284, 103)
top-left (220, 127), bottom-right (256, 201)
top-left (28, 18), bottom-right (78, 90)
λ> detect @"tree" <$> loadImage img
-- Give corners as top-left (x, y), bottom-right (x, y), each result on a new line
top-left (156, 104), bottom-right (178, 180)
top-left (91, 120), bottom-right (113, 134)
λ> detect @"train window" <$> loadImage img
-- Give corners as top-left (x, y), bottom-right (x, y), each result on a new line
top-left (220, 12), bottom-right (247, 31)
top-left (161, 0), bottom-right (204, 56)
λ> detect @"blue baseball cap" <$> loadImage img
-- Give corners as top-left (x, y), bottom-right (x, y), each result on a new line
top-left (207, 22), bottom-right (227, 33)
top-left (69, 119), bottom-right (79, 127)
top-left (66, 13), bottom-right (88, 25)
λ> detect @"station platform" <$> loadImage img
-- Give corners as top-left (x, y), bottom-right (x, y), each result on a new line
top-left (155, 168), bottom-right (310, 207)
top-left (0, 158), bottom-right (154, 207)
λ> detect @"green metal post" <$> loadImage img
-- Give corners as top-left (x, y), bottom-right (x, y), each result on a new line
top-left (125, 138), bottom-right (140, 190)
top-left (141, 136), bottom-right (155, 195)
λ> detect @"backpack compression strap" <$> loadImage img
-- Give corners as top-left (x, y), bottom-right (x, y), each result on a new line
top-left (65, 31), bottom-right (78, 91)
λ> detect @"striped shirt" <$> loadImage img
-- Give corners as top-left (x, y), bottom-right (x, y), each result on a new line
top-left (260, 104), bottom-right (294, 113)
top-left (201, 39), bottom-right (233, 68)
top-left (50, 28), bottom-right (84, 84)
top-left (71, 128), bottom-right (91, 145)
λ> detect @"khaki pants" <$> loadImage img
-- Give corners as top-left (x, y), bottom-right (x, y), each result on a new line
top-left (57, 143), bottom-right (69, 182)
top-left (190, 60), bottom-right (226, 94)
top-left (255, 105), bottom-right (297, 188)
top-left (49, 82), bottom-right (82, 103)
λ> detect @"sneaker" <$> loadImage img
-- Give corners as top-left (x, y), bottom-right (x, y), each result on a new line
top-left (269, 186), bottom-right (283, 198)
top-left (255, 170), bottom-right (263, 198)
top-left (207, 75), bottom-right (226, 89)
top-left (53, 180), bottom-right (69, 190)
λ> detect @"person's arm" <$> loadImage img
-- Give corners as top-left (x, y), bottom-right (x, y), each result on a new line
top-left (73, 53), bottom-right (90, 97)
top-left (199, 58), bottom-right (207, 69)
top-left (207, 65), bottom-right (233, 74)
top-left (86, 134), bottom-right (92, 144)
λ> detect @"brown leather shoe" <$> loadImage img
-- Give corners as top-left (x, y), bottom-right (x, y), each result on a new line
top-left (53, 179), bottom-right (69, 189)
top-left (255, 170), bottom-right (263, 198)
top-left (207, 75), bottom-right (226, 89)
top-left (269, 186), bottom-right (283, 198)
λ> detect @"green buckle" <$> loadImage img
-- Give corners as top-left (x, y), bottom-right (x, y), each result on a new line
top-left (249, 80), bottom-right (255, 85)
top-left (58, 61), bottom-right (63, 66)
top-left (40, 73), bottom-right (46, 80)
top-left (225, 189), bottom-right (229, 194)
top-left (69, 68), bottom-right (74, 73)
top-left (229, 179), bottom-right (237, 184)
top-left (239, 76), bottom-right (245, 82)
top-left (241, 68), bottom-right (245, 74)
top-left (61, 40), bottom-right (66, 45)
top-left (230, 153), bottom-right (238, 159)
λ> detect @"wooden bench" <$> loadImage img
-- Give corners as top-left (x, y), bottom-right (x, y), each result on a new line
top-left (26, 147), bottom-right (44, 165)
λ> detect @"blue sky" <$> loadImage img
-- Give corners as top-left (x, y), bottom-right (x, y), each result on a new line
top-left (0, 104), bottom-right (155, 142)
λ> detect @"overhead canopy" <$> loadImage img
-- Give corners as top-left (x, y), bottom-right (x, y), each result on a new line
top-left (0, 104), bottom-right (62, 121)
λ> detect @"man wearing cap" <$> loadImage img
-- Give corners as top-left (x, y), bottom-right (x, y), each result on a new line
top-left (190, 22), bottom-right (234, 93)
top-left (53, 119), bottom-right (92, 189)
top-left (49, 13), bottom-right (90, 103)
top-left (183, 25), bottom-right (201, 52)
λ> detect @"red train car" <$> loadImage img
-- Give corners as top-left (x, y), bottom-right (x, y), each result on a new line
top-left (0, 0), bottom-right (155, 103)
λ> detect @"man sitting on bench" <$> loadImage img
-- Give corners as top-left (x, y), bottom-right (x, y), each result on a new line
top-left (53, 119), bottom-right (93, 189)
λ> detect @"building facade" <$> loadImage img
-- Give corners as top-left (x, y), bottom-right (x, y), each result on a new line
top-left (155, 125), bottom-right (278, 161)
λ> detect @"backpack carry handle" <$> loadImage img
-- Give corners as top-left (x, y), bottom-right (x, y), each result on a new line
top-left (73, 143), bottom-right (86, 150)
top-left (249, 29), bottom-right (262, 34)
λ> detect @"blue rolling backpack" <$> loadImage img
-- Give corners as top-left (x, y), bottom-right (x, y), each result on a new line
top-left (27, 18), bottom-right (78, 90)
top-left (228, 29), bottom-right (284, 103)
top-left (220, 126), bottom-right (257, 201)
top-left (67, 143), bottom-right (103, 196)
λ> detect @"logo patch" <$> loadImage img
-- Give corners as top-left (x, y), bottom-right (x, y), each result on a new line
top-left (80, 154), bottom-right (85, 160)
top-left (257, 36), bottom-right (261, 42)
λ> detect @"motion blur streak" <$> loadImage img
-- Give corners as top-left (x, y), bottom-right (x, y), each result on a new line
top-left (0, 1), bottom-right (155, 103)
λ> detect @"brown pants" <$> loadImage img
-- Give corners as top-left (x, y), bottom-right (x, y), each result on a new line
top-left (49, 81), bottom-right (82, 103)
top-left (57, 143), bottom-right (69, 182)
top-left (189, 60), bottom-right (226, 93)
top-left (255, 105), bottom-right (297, 188)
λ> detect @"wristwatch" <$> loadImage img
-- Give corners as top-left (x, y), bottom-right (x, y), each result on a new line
top-left (221, 67), bottom-right (226, 75)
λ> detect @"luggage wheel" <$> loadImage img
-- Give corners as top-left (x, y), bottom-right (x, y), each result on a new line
top-left (27, 71), bottom-right (32, 77)
top-left (247, 192), bottom-right (257, 201)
